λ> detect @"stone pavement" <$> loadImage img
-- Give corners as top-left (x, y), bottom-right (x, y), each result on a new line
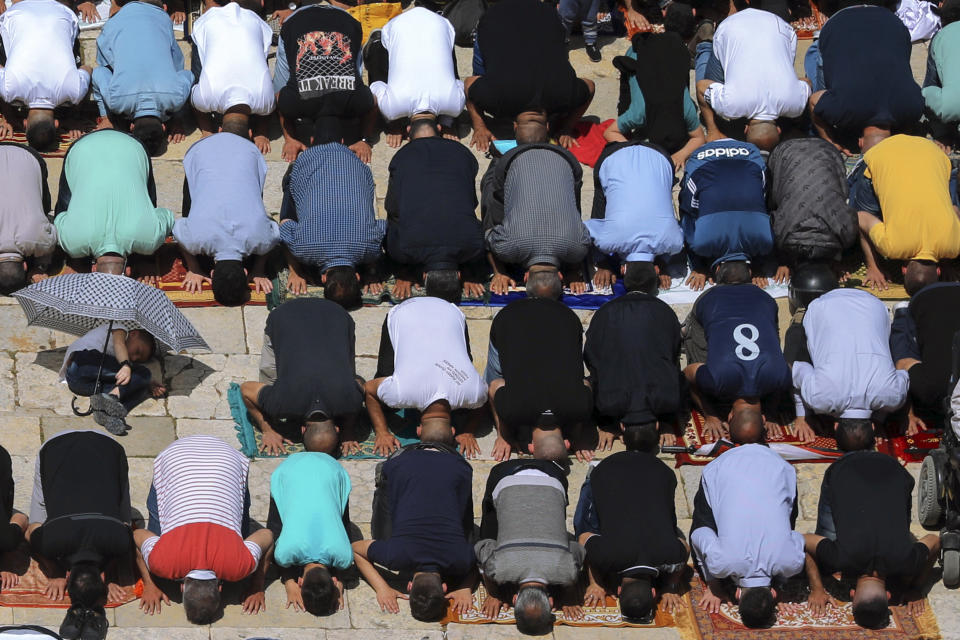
top-left (0, 20), bottom-right (956, 640)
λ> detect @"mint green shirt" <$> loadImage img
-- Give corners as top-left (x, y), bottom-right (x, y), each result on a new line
top-left (923, 22), bottom-right (960, 123)
top-left (54, 130), bottom-right (173, 258)
top-left (270, 452), bottom-right (353, 569)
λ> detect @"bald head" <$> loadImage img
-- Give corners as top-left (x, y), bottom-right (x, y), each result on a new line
top-left (745, 121), bottom-right (779, 152)
top-left (532, 429), bottom-right (567, 462)
top-left (859, 126), bottom-right (891, 154)
top-left (420, 401), bottom-right (454, 445)
top-left (729, 403), bottom-right (764, 444)
top-left (904, 260), bottom-right (939, 296)
top-left (302, 420), bottom-right (338, 453)
top-left (95, 255), bottom-right (125, 275)
top-left (515, 111), bottom-right (548, 144)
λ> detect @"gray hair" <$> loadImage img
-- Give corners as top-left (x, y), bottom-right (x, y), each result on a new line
top-left (515, 586), bottom-right (555, 635)
top-left (526, 270), bottom-right (562, 300)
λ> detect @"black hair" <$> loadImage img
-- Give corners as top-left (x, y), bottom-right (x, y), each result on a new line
top-left (408, 572), bottom-right (446, 622)
top-left (622, 422), bottom-right (659, 452)
top-left (127, 329), bottom-right (158, 361)
top-left (663, 3), bottom-right (696, 39)
top-left (132, 116), bottom-right (165, 157)
top-left (619, 578), bottom-right (655, 621)
top-left (515, 585), bottom-right (555, 635)
top-left (234, 0), bottom-right (263, 11)
top-left (301, 566), bottom-right (338, 616)
top-left (67, 564), bottom-right (107, 609)
top-left (623, 262), bottom-right (658, 295)
top-left (853, 595), bottom-right (891, 629)
top-left (714, 261), bottom-right (752, 285)
top-left (738, 586), bottom-right (775, 628)
top-left (940, 0), bottom-right (960, 26)
top-left (835, 418), bottom-right (875, 452)
top-left (182, 577), bottom-right (221, 624)
top-left (220, 117), bottom-right (250, 139)
top-left (26, 118), bottom-right (58, 152)
top-left (424, 269), bottom-right (461, 304)
top-left (323, 266), bottom-right (362, 310)
top-left (312, 116), bottom-right (343, 146)
top-left (211, 260), bottom-right (249, 307)
top-left (904, 260), bottom-right (939, 297)
top-left (0, 261), bottom-right (25, 295)
top-left (409, 117), bottom-right (440, 139)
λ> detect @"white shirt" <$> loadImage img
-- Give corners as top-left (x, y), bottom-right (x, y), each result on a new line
top-left (691, 444), bottom-right (805, 587)
top-left (793, 289), bottom-right (909, 419)
top-left (190, 3), bottom-right (274, 115)
top-left (369, 7), bottom-right (465, 120)
top-left (376, 296), bottom-right (487, 411)
top-left (0, 0), bottom-right (90, 108)
top-left (706, 8), bottom-right (810, 121)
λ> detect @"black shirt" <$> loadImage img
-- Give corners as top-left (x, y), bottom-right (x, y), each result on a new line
top-left (815, 451), bottom-right (928, 578)
top-left (258, 298), bottom-right (363, 422)
top-left (31, 432), bottom-right (132, 569)
top-left (384, 137), bottom-right (483, 271)
top-left (279, 5), bottom-right (363, 101)
top-left (0, 446), bottom-right (21, 552)
top-left (585, 451), bottom-right (686, 581)
top-left (584, 292), bottom-right (682, 424)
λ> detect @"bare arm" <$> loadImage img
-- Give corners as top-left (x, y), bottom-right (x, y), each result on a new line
top-left (603, 120), bottom-right (628, 143)
top-left (363, 378), bottom-right (400, 456)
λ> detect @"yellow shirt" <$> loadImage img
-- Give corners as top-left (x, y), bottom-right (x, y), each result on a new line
top-left (865, 135), bottom-right (960, 261)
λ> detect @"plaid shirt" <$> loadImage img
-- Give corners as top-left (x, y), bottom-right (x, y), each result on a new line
top-left (279, 143), bottom-right (385, 270)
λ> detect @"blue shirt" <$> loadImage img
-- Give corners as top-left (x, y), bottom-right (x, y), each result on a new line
top-left (695, 284), bottom-right (790, 399)
top-left (174, 133), bottom-right (279, 261)
top-left (92, 2), bottom-right (193, 119)
top-left (585, 144), bottom-right (683, 262)
top-left (279, 143), bottom-right (385, 270)
top-left (617, 45), bottom-right (700, 135)
top-left (270, 452), bottom-right (353, 569)
top-left (679, 139), bottom-right (772, 265)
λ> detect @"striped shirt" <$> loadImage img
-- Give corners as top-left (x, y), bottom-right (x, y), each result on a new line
top-left (279, 143), bottom-right (386, 270)
top-left (486, 147), bottom-right (590, 268)
top-left (141, 436), bottom-right (258, 566)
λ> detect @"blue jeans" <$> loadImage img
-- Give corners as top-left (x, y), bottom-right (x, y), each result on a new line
top-left (694, 41), bottom-right (724, 84)
top-left (146, 483), bottom-right (252, 537)
top-left (65, 350), bottom-right (152, 412)
top-left (804, 38), bottom-right (824, 93)
top-left (559, 0), bottom-right (603, 44)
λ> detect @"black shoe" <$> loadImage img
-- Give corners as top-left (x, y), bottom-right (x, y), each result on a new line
top-left (585, 43), bottom-right (602, 62)
top-left (80, 608), bottom-right (109, 640)
top-left (59, 607), bottom-right (86, 640)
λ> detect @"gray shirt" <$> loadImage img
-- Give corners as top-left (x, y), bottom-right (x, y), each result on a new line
top-left (475, 470), bottom-right (584, 586)
top-left (0, 144), bottom-right (56, 260)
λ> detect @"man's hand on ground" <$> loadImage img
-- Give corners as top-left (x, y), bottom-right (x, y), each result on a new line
top-left (284, 580), bottom-right (304, 612)
top-left (660, 431), bottom-right (677, 447)
top-left (0, 571), bottom-right (18, 590)
top-left (65, 128), bottom-right (84, 141)
top-left (76, 1), bottom-right (98, 21)
top-left (660, 592), bottom-right (684, 613)
top-left (0, 1), bottom-right (6, 15)
top-left (752, 275), bottom-right (769, 288)
top-left (363, 281), bottom-right (384, 296)
top-left (45, 577), bottom-right (66, 601)
top-left (568, 279), bottom-right (587, 294)
top-left (253, 134), bottom-right (271, 155)
top-left (348, 140), bottom-right (372, 163)
top-left (446, 587), bottom-right (472, 615)
top-left (270, 8), bottom-right (294, 23)
top-left (491, 437), bottom-right (512, 461)
top-left (0, 116), bottom-right (12, 139)
top-left (259, 430), bottom-right (291, 456)
top-left (593, 267), bottom-right (615, 288)
top-left (138, 274), bottom-right (159, 286)
top-left (252, 276), bottom-right (273, 294)
top-left (375, 585), bottom-right (407, 613)
top-left (774, 265), bottom-right (791, 284)
top-left (777, 601), bottom-right (802, 615)
top-left (241, 590), bottom-right (266, 615)
top-left (558, 134), bottom-right (578, 149)
top-left (463, 281), bottom-right (485, 299)
top-left (907, 410), bottom-right (928, 436)
top-left (792, 416), bottom-right (816, 444)
top-left (385, 132), bottom-right (403, 148)
top-left (701, 416), bottom-right (727, 443)
top-left (481, 594), bottom-right (505, 619)
top-left (862, 266), bottom-right (889, 291)
top-left (286, 272), bottom-right (308, 294)
top-left (625, 7), bottom-right (651, 31)
top-left (166, 120), bottom-right (185, 145)
top-left (765, 420), bottom-right (784, 439)
top-left (182, 270), bottom-right (211, 293)
top-left (341, 440), bottom-right (361, 456)
top-left (282, 138), bottom-right (307, 162)
top-left (574, 447), bottom-right (594, 463)
top-left (583, 583), bottom-right (607, 607)
top-left (373, 432), bottom-right (400, 456)
top-left (95, 116), bottom-right (114, 131)
top-left (659, 273), bottom-right (673, 290)
top-left (490, 274), bottom-right (515, 295)
top-left (106, 582), bottom-right (125, 604)
top-left (149, 382), bottom-right (167, 399)
top-left (30, 272), bottom-right (49, 284)
top-left (139, 582), bottom-right (169, 614)
top-left (470, 126), bottom-right (496, 152)
top-left (170, 10), bottom-right (185, 23)
top-left (698, 587), bottom-right (725, 613)
top-left (392, 279), bottom-right (415, 300)
top-left (685, 270), bottom-right (708, 291)
top-left (806, 587), bottom-right (837, 617)
top-left (562, 604), bottom-right (584, 620)
top-left (905, 589), bottom-right (926, 618)
top-left (455, 432), bottom-right (481, 459)
top-left (596, 429), bottom-right (615, 452)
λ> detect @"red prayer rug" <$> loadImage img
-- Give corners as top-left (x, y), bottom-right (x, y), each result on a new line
top-left (0, 552), bottom-right (140, 609)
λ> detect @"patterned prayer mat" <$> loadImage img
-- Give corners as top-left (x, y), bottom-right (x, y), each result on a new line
top-left (443, 583), bottom-right (698, 631)
top-left (4, 132), bottom-right (70, 158)
top-left (151, 247), bottom-right (267, 307)
top-left (0, 549), bottom-right (140, 609)
top-left (687, 577), bottom-right (940, 640)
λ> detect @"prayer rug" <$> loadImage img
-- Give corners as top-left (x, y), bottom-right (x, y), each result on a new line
top-left (0, 549), bottom-right (140, 608)
top-left (4, 132), bottom-right (70, 159)
top-left (443, 583), bottom-right (699, 632)
top-left (569, 119), bottom-right (616, 167)
top-left (227, 382), bottom-right (420, 459)
top-left (153, 253), bottom-right (267, 308)
top-left (618, 0), bottom-right (824, 39)
top-left (687, 577), bottom-right (940, 640)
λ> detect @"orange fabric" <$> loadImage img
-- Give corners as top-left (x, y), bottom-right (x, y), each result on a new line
top-left (146, 522), bottom-right (257, 582)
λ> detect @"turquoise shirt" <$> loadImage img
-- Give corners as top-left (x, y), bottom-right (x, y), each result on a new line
top-left (617, 46), bottom-right (700, 135)
top-left (271, 452), bottom-right (353, 569)
top-left (55, 130), bottom-right (173, 258)
top-left (923, 22), bottom-right (960, 122)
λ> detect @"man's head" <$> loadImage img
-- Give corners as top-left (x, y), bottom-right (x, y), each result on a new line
top-left (182, 577), bottom-right (221, 624)
top-left (25, 110), bottom-right (58, 152)
top-left (211, 260), bottom-right (249, 307)
top-left (67, 564), bottom-right (107, 609)
top-left (714, 260), bottom-right (752, 285)
top-left (663, 2), bottom-right (696, 38)
top-left (619, 576), bottom-right (655, 621)
top-left (526, 266), bottom-right (562, 300)
top-left (514, 585), bottom-right (555, 635)
top-left (312, 116), bottom-right (343, 146)
top-left (621, 422), bottom-right (659, 452)
top-left (745, 121), bottom-right (780, 152)
top-left (852, 577), bottom-right (890, 629)
top-left (835, 418), bottom-right (875, 452)
top-left (728, 401), bottom-right (764, 444)
top-left (904, 260), bottom-right (939, 297)
top-left (424, 269), bottom-right (462, 304)
top-left (301, 565), bottom-right (339, 616)
top-left (220, 111), bottom-right (251, 139)
top-left (323, 266), bottom-right (362, 310)
top-left (132, 116), bottom-right (165, 157)
top-left (302, 417), bottom-right (338, 453)
top-left (514, 111), bottom-right (549, 144)
top-left (418, 401), bottom-right (455, 446)
top-left (858, 126), bottom-right (892, 154)
top-left (95, 254), bottom-right (126, 275)
top-left (408, 572), bottom-right (447, 622)
top-left (738, 586), bottom-right (775, 628)
top-left (125, 329), bottom-right (157, 363)
top-left (0, 259), bottom-right (25, 295)
top-left (623, 261), bottom-right (659, 295)
top-left (409, 115), bottom-right (440, 140)
top-left (531, 427), bottom-right (568, 462)
top-left (940, 0), bottom-right (960, 26)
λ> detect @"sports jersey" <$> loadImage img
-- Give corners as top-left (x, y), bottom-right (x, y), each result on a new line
top-left (694, 284), bottom-right (790, 399)
top-left (678, 139), bottom-right (773, 265)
